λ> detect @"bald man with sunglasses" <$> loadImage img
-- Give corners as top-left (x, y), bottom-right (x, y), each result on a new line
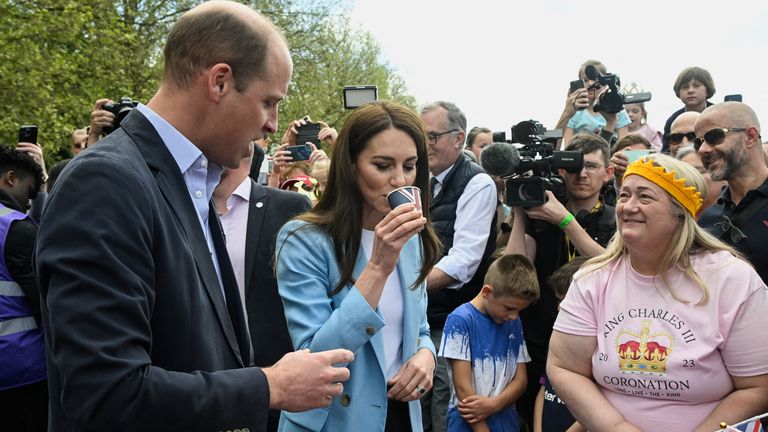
top-left (668, 111), bottom-right (700, 157)
top-left (696, 101), bottom-right (768, 283)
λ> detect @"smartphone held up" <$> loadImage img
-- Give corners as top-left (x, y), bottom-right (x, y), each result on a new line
top-left (19, 125), bottom-right (38, 145)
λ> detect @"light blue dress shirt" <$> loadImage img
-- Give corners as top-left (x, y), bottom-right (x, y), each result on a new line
top-left (136, 104), bottom-right (226, 296)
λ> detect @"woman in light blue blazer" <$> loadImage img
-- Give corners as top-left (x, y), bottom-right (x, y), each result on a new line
top-left (275, 101), bottom-right (442, 432)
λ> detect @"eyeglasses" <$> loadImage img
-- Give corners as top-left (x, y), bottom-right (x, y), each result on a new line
top-left (667, 131), bottom-right (697, 145)
top-left (427, 129), bottom-right (458, 144)
top-left (693, 127), bottom-right (747, 151)
top-left (581, 162), bottom-right (604, 174)
top-left (714, 215), bottom-right (748, 243)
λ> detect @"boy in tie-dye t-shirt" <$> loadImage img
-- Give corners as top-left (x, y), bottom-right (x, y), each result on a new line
top-left (440, 255), bottom-right (540, 432)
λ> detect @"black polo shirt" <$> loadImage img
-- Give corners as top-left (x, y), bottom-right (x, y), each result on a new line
top-left (700, 177), bottom-right (768, 284)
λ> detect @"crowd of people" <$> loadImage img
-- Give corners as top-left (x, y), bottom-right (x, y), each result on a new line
top-left (2, 1), bottom-right (768, 432)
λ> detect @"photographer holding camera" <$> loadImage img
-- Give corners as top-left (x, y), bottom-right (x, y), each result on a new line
top-left (560, 60), bottom-right (632, 148)
top-left (85, 97), bottom-right (139, 147)
top-left (85, 98), bottom-right (115, 146)
top-left (502, 132), bottom-right (617, 427)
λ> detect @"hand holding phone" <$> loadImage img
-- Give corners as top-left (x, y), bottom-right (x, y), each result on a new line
top-left (19, 125), bottom-right (38, 145)
top-left (624, 149), bottom-right (655, 163)
top-left (286, 144), bottom-right (312, 161)
top-left (568, 81), bottom-right (589, 111)
top-left (295, 122), bottom-right (321, 148)
top-left (569, 79), bottom-right (585, 94)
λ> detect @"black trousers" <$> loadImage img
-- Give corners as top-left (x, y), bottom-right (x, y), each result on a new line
top-left (385, 397), bottom-right (412, 432)
top-left (0, 379), bottom-right (48, 432)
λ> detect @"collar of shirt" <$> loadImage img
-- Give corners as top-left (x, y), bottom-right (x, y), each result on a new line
top-left (430, 162), bottom-right (457, 197)
top-left (226, 176), bottom-right (252, 214)
top-left (433, 162), bottom-right (457, 185)
top-left (717, 176), bottom-right (768, 208)
top-left (137, 103), bottom-right (223, 223)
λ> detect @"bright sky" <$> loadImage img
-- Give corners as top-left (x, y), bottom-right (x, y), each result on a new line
top-left (351, 0), bottom-right (768, 137)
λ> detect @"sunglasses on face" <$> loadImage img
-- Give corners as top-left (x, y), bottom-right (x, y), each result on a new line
top-left (693, 127), bottom-right (747, 151)
top-left (714, 215), bottom-right (748, 243)
top-left (667, 131), bottom-right (696, 145)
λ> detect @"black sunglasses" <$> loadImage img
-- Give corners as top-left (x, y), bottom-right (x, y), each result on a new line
top-left (693, 127), bottom-right (747, 151)
top-left (668, 132), bottom-right (696, 145)
top-left (714, 215), bottom-right (748, 243)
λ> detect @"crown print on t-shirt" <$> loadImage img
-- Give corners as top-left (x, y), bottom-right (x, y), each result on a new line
top-left (616, 320), bottom-right (675, 376)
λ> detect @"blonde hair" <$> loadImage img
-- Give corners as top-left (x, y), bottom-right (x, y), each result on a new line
top-left (580, 154), bottom-right (741, 305)
top-left (310, 158), bottom-right (330, 177)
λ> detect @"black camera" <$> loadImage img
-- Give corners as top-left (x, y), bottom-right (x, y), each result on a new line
top-left (483, 120), bottom-right (583, 208)
top-left (584, 65), bottom-right (652, 114)
top-left (102, 96), bottom-right (139, 135)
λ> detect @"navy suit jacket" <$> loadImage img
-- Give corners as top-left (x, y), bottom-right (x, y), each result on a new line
top-left (36, 110), bottom-right (270, 431)
top-left (243, 180), bottom-right (311, 367)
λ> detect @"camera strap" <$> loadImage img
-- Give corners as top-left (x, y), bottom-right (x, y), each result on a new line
top-left (722, 192), bottom-right (768, 237)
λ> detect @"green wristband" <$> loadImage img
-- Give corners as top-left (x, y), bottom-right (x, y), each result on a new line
top-left (559, 213), bottom-right (575, 230)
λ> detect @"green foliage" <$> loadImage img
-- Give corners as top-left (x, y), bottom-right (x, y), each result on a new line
top-left (0, 0), bottom-right (190, 163)
top-left (253, 0), bottom-right (416, 132)
top-left (0, 0), bottom-right (416, 164)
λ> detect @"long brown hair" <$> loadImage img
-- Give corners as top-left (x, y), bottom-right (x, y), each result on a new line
top-left (291, 101), bottom-right (441, 296)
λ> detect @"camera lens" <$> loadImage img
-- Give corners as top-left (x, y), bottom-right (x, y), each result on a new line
top-left (516, 184), bottom-right (537, 201)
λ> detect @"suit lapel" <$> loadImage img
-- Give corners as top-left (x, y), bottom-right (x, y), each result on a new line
top-left (123, 111), bottom-right (243, 365)
top-left (244, 179), bottom-right (269, 292)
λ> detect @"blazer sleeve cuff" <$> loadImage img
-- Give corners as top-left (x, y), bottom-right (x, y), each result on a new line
top-left (309, 286), bottom-right (385, 354)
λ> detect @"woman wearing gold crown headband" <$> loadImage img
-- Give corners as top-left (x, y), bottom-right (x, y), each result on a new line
top-left (547, 154), bottom-right (768, 431)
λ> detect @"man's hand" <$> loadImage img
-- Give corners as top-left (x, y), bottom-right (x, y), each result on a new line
top-left (16, 142), bottom-right (46, 176)
top-left (523, 191), bottom-right (570, 226)
top-left (386, 348), bottom-right (434, 402)
top-left (458, 394), bottom-right (498, 424)
top-left (89, 98), bottom-right (116, 142)
top-left (264, 348), bottom-right (353, 412)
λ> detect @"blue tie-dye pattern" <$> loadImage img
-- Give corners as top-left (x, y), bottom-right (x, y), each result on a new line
top-left (440, 303), bottom-right (528, 432)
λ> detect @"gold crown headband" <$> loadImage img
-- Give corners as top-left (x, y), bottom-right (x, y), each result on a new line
top-left (623, 159), bottom-right (703, 217)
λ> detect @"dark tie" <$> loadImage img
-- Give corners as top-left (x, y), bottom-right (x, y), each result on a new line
top-left (208, 202), bottom-right (251, 367)
top-left (430, 177), bottom-right (439, 198)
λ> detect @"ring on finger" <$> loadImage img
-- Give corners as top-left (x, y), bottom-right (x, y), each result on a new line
top-left (416, 385), bottom-right (426, 395)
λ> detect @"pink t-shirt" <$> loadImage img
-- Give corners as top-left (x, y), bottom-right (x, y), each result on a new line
top-left (554, 250), bottom-right (768, 431)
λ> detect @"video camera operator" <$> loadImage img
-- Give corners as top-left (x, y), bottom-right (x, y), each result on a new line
top-left (485, 131), bottom-right (617, 426)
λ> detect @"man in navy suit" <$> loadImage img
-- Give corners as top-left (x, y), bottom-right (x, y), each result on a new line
top-left (214, 144), bottom-right (312, 432)
top-left (35, 2), bottom-right (351, 431)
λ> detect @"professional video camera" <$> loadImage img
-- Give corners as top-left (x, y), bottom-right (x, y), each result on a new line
top-left (584, 65), bottom-right (652, 114)
top-left (102, 96), bottom-right (139, 135)
top-left (481, 120), bottom-right (583, 207)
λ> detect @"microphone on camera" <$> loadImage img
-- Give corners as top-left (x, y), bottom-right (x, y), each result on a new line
top-left (480, 142), bottom-right (521, 178)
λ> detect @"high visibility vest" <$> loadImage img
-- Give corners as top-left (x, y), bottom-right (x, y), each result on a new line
top-left (0, 204), bottom-right (46, 390)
